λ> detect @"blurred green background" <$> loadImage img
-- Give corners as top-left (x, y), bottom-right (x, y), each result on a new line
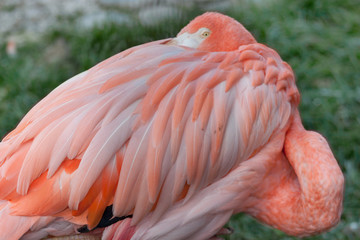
top-left (0, 0), bottom-right (359, 239)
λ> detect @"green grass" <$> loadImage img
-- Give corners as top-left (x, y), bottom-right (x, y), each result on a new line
top-left (0, 0), bottom-right (359, 239)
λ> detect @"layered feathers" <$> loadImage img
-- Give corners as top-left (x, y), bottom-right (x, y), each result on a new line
top-left (0, 35), bottom-right (299, 239)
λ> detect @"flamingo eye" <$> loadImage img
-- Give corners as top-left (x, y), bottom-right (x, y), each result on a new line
top-left (200, 30), bottom-right (211, 38)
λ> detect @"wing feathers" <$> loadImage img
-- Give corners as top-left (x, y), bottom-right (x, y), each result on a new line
top-left (0, 142), bottom-right (31, 198)
top-left (0, 42), bottom-right (298, 234)
top-left (66, 95), bottom-right (116, 160)
top-left (113, 120), bottom-right (153, 216)
top-left (48, 107), bottom-right (92, 178)
top-left (69, 103), bottom-right (137, 209)
top-left (185, 118), bottom-right (203, 184)
top-left (17, 106), bottom-right (86, 195)
top-left (146, 90), bottom-right (175, 202)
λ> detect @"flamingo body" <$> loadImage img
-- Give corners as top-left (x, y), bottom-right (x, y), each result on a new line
top-left (0, 12), bottom-right (343, 240)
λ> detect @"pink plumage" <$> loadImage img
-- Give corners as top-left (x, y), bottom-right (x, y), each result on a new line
top-left (0, 12), bottom-right (343, 240)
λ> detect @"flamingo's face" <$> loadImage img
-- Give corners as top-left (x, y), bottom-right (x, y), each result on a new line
top-left (172, 27), bottom-right (211, 49)
top-left (171, 12), bottom-right (257, 52)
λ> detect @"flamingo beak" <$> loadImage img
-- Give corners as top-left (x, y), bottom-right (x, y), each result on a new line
top-left (167, 33), bottom-right (202, 49)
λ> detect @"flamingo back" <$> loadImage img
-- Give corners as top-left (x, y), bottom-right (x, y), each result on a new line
top-left (0, 38), bottom-right (299, 239)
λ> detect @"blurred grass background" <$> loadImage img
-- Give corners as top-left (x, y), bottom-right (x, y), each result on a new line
top-left (0, 0), bottom-right (359, 239)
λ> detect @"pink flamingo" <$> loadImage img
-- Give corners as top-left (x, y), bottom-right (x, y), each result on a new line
top-left (0, 12), bottom-right (344, 240)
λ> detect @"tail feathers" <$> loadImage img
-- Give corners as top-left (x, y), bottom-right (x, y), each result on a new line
top-left (21, 218), bottom-right (78, 240)
top-left (0, 201), bottom-right (79, 240)
top-left (102, 219), bottom-right (135, 240)
top-left (0, 201), bottom-right (39, 240)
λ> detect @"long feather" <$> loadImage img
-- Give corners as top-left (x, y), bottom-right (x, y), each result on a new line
top-left (69, 104), bottom-right (136, 209)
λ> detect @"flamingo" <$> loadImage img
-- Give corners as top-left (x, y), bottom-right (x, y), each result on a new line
top-left (0, 12), bottom-right (344, 240)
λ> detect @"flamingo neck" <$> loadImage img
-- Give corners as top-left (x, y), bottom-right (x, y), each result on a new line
top-left (247, 113), bottom-right (344, 236)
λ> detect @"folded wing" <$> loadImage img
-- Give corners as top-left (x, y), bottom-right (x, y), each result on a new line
top-left (0, 39), bottom-right (299, 234)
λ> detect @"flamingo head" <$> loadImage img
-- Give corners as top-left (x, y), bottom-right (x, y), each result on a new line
top-left (172, 12), bottom-right (257, 52)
